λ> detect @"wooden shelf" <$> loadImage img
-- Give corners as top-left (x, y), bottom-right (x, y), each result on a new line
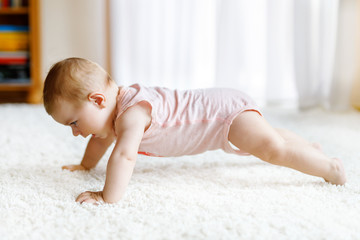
top-left (0, 8), bottom-right (29, 15)
top-left (0, 0), bottom-right (42, 104)
top-left (0, 83), bottom-right (31, 91)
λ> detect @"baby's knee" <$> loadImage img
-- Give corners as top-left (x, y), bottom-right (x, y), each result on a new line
top-left (261, 140), bottom-right (287, 165)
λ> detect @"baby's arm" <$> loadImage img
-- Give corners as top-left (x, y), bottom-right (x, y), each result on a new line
top-left (75, 103), bottom-right (151, 204)
top-left (62, 135), bottom-right (114, 171)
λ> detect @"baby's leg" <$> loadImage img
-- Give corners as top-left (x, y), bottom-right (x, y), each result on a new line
top-left (228, 111), bottom-right (346, 185)
top-left (275, 128), bottom-right (322, 151)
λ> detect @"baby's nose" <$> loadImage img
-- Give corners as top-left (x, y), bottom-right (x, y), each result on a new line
top-left (71, 126), bottom-right (80, 137)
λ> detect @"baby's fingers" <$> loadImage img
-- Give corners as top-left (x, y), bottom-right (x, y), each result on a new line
top-left (78, 197), bottom-right (98, 205)
top-left (76, 191), bottom-right (93, 203)
top-left (76, 191), bottom-right (103, 205)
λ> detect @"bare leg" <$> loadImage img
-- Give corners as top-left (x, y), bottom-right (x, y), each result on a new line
top-left (228, 111), bottom-right (346, 185)
top-left (275, 128), bottom-right (322, 151)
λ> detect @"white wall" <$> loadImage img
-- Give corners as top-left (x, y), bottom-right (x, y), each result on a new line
top-left (40, 0), bottom-right (107, 79)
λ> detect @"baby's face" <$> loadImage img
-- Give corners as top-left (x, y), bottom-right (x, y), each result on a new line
top-left (51, 98), bottom-right (112, 139)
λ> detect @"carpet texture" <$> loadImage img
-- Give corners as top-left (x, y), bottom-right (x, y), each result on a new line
top-left (1, 104), bottom-right (360, 240)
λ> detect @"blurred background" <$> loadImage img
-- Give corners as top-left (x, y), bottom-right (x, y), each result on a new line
top-left (0, 0), bottom-right (359, 110)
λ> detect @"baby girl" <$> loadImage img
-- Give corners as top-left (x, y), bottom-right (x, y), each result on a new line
top-left (43, 58), bottom-right (346, 204)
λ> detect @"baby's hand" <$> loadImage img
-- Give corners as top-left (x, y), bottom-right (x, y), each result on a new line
top-left (76, 191), bottom-right (104, 205)
top-left (62, 164), bottom-right (87, 171)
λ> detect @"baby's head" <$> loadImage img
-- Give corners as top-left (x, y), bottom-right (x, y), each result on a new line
top-left (44, 58), bottom-right (119, 139)
top-left (43, 57), bottom-right (115, 115)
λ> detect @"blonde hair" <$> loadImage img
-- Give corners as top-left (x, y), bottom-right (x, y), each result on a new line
top-left (43, 57), bottom-right (114, 114)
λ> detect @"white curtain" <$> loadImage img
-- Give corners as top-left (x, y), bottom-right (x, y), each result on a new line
top-left (109, 0), bottom-right (358, 110)
top-left (293, 0), bottom-right (358, 110)
top-left (330, 0), bottom-right (359, 110)
top-left (109, 0), bottom-right (217, 90)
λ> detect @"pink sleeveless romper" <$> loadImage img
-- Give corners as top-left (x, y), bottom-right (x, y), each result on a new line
top-left (115, 84), bottom-right (261, 157)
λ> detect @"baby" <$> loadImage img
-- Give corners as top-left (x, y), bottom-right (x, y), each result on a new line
top-left (43, 58), bottom-right (346, 204)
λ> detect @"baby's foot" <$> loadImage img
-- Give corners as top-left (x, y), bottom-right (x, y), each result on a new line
top-left (324, 158), bottom-right (346, 185)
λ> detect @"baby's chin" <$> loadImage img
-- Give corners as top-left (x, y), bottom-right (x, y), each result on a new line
top-left (92, 134), bottom-right (103, 139)
top-left (92, 134), bottom-right (107, 139)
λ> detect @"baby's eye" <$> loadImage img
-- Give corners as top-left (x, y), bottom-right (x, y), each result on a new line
top-left (70, 121), bottom-right (78, 127)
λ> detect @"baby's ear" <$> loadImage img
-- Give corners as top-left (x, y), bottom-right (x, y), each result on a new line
top-left (88, 93), bottom-right (106, 108)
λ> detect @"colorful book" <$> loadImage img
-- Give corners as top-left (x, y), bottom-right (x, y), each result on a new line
top-left (0, 25), bottom-right (29, 32)
top-left (1, 0), bottom-right (10, 8)
top-left (0, 0), bottom-right (27, 8)
top-left (0, 25), bottom-right (29, 51)
top-left (0, 51), bottom-right (29, 64)
top-left (0, 64), bottom-right (30, 84)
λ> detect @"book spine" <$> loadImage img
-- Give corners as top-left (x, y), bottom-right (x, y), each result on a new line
top-left (0, 25), bottom-right (29, 51)
top-left (0, 51), bottom-right (29, 65)
top-left (0, 63), bottom-right (30, 84)
top-left (0, 0), bottom-right (28, 8)
top-left (2, 0), bottom-right (10, 8)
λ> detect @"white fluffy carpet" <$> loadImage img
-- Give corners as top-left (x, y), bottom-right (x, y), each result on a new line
top-left (1, 104), bottom-right (360, 240)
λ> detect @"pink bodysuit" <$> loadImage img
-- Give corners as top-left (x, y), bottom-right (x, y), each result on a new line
top-left (115, 84), bottom-right (261, 157)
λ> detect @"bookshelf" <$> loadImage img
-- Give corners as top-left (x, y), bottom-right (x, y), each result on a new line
top-left (0, 0), bottom-right (42, 103)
